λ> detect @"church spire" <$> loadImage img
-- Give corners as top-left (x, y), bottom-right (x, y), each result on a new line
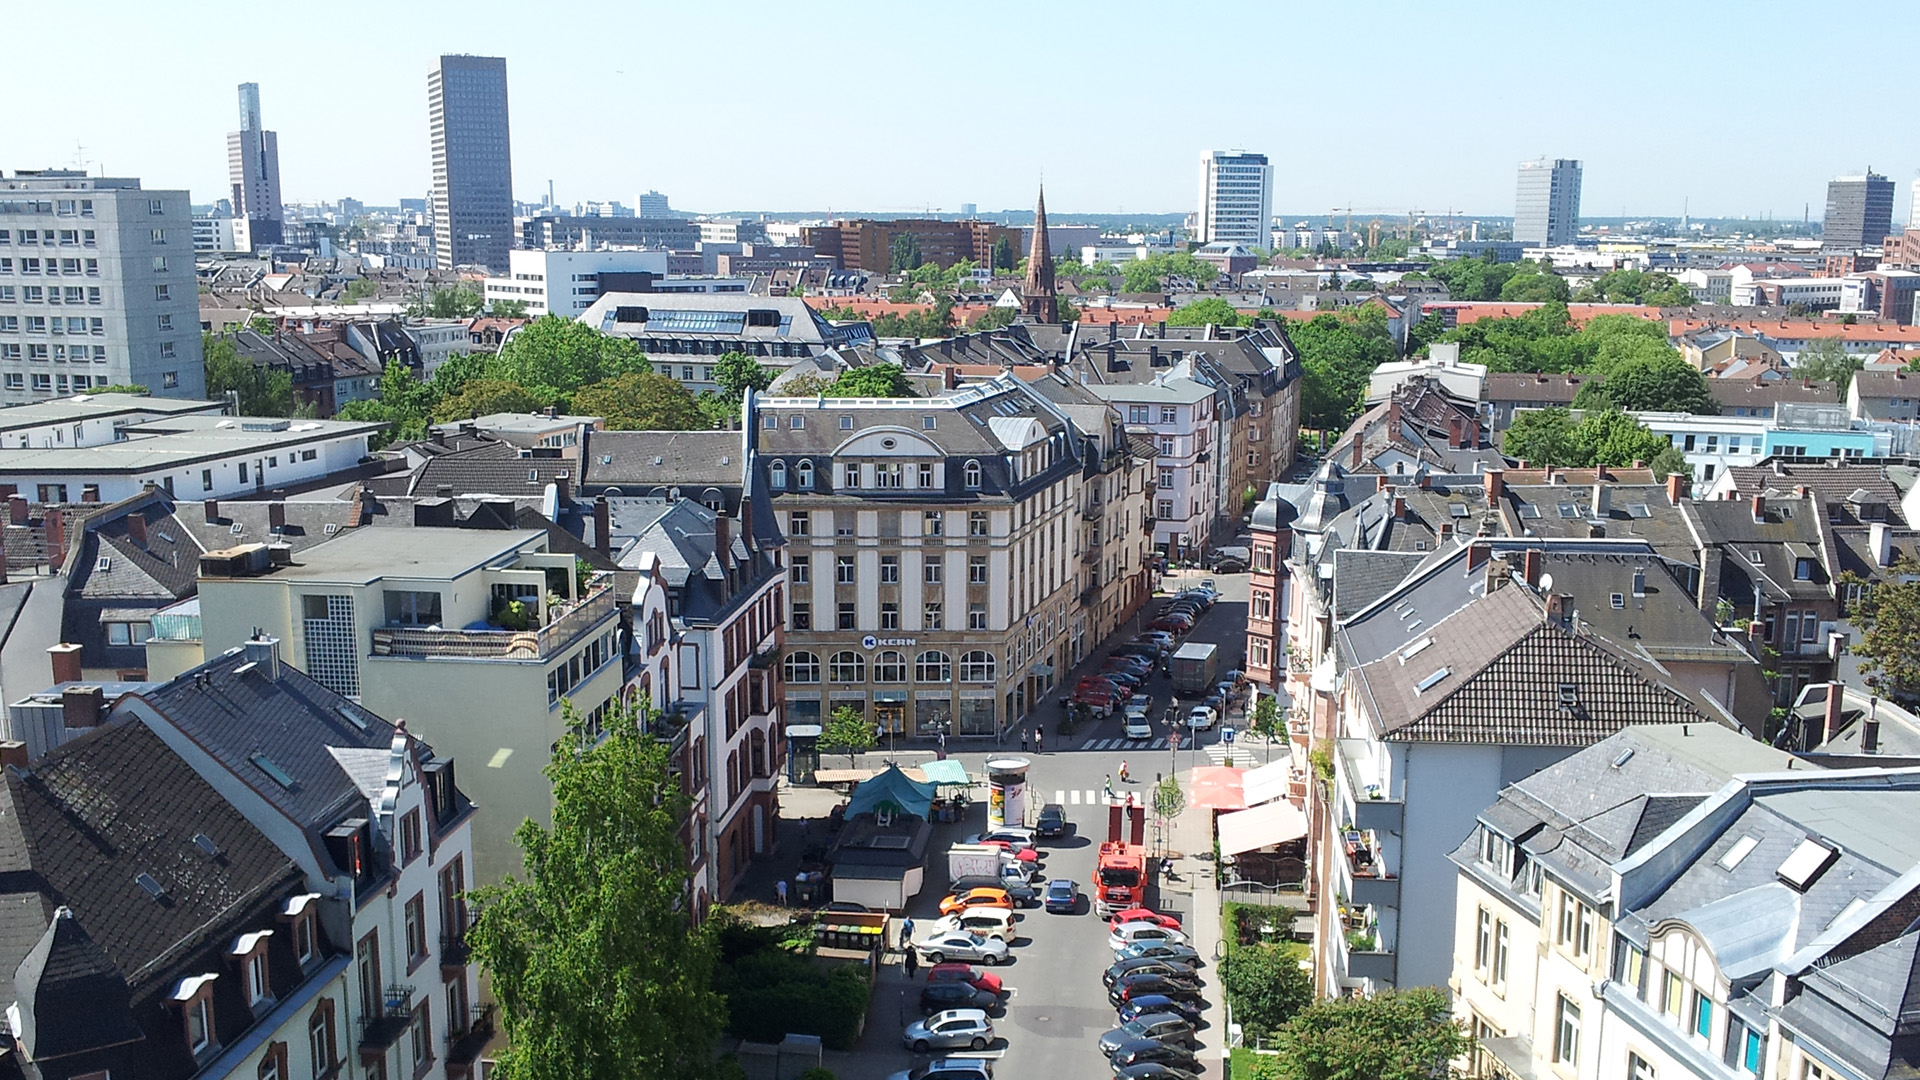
top-left (1022, 184), bottom-right (1058, 323)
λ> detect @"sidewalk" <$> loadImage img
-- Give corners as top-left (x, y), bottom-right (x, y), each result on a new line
top-left (1155, 842), bottom-right (1228, 1068)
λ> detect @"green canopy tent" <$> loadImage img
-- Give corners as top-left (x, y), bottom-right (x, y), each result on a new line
top-left (843, 763), bottom-right (936, 821)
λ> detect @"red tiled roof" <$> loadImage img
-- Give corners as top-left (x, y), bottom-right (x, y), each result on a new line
top-left (1669, 318), bottom-right (1920, 343)
top-left (1423, 302), bottom-right (1665, 327)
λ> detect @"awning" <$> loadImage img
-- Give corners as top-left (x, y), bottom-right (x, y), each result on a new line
top-left (1188, 766), bottom-right (1246, 811)
top-left (1240, 759), bottom-right (1293, 808)
top-left (1218, 800), bottom-right (1308, 856)
top-left (914, 759), bottom-right (972, 788)
top-left (1310, 656), bottom-right (1338, 694)
top-left (844, 764), bottom-right (936, 820)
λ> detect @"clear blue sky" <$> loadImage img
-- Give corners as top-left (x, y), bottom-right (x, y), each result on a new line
top-left (11, 1), bottom-right (1914, 221)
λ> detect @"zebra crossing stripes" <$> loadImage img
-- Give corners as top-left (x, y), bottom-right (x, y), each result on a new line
top-left (1077, 737), bottom-right (1168, 751)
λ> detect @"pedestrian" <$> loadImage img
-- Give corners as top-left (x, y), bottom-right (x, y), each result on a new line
top-left (1020, 731), bottom-right (1029, 753)
top-left (1034, 728), bottom-right (1044, 754)
top-left (1104, 774), bottom-right (1114, 800)
top-left (904, 946), bottom-right (919, 977)
top-left (899, 916), bottom-right (915, 949)
top-left (1120, 760), bottom-right (1130, 783)
top-left (799, 817), bottom-right (809, 840)
top-left (775, 879), bottom-right (789, 906)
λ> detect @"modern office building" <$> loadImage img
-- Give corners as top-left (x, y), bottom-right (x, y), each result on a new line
top-left (428, 55), bottom-right (514, 272)
top-left (801, 218), bottom-right (1021, 272)
top-left (226, 82), bottom-right (283, 247)
top-left (637, 190), bottom-right (674, 217)
top-left (1822, 171), bottom-right (1895, 251)
top-left (0, 170), bottom-right (206, 401)
top-left (1196, 150), bottom-right (1273, 246)
top-left (484, 249), bottom-right (671, 317)
top-left (1514, 158), bottom-right (1582, 245)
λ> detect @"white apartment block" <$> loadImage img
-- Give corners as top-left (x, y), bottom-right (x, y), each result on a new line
top-left (1088, 377), bottom-right (1219, 559)
top-left (0, 171), bottom-right (207, 402)
top-left (1197, 150), bottom-right (1273, 247)
top-left (484, 248), bottom-right (669, 317)
top-left (193, 213), bottom-right (252, 253)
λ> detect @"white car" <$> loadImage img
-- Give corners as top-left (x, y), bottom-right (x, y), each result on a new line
top-left (1186, 705), bottom-right (1217, 730)
top-left (916, 931), bottom-right (1010, 966)
top-left (1109, 921), bottom-right (1191, 951)
top-left (1123, 707), bottom-right (1153, 741)
top-left (928, 909), bottom-right (1016, 942)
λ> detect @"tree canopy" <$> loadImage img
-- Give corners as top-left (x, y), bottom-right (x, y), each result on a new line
top-left (1841, 556), bottom-right (1920, 701)
top-left (572, 372), bottom-right (706, 430)
top-left (432, 378), bottom-right (548, 422)
top-left (1574, 354), bottom-right (1717, 414)
top-left (825, 363), bottom-right (914, 398)
top-left (1573, 268), bottom-right (1695, 306)
top-left (1166, 298), bottom-right (1252, 328)
top-left (1792, 338), bottom-right (1863, 401)
top-left (1254, 988), bottom-right (1466, 1080)
top-left (493, 315), bottom-right (653, 404)
top-left (467, 697), bottom-right (726, 1080)
top-left (711, 351), bottom-right (774, 398)
top-left (1503, 406), bottom-right (1690, 476)
top-left (203, 332), bottom-right (293, 416)
top-left (1120, 251), bottom-right (1219, 293)
top-left (1290, 308), bottom-right (1395, 433)
top-left (1427, 254), bottom-right (1563, 302)
top-left (411, 285), bottom-right (484, 318)
top-left (819, 705), bottom-right (874, 767)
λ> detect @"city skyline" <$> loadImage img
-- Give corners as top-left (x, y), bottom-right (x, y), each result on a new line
top-left (11, 2), bottom-right (1920, 221)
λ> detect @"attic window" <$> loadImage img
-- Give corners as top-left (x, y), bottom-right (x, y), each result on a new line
top-left (335, 704), bottom-right (369, 731)
top-left (136, 871), bottom-right (166, 900)
top-left (1610, 593), bottom-right (1625, 609)
top-left (1777, 838), bottom-right (1837, 891)
top-left (1557, 504), bottom-right (1578, 518)
top-left (1399, 637), bottom-right (1434, 663)
top-left (528, 469), bottom-right (538, 482)
top-left (230, 522), bottom-right (244, 536)
top-left (192, 832), bottom-right (220, 857)
top-left (1414, 667), bottom-right (1450, 693)
top-left (323, 523), bottom-right (338, 536)
top-left (1449, 503), bottom-right (1469, 518)
top-left (1518, 505), bottom-right (1541, 519)
top-left (601, 455), bottom-right (612, 465)
top-left (96, 556), bottom-right (111, 572)
top-left (923, 416), bottom-right (936, 430)
top-left (1718, 834), bottom-right (1760, 871)
top-left (249, 753), bottom-right (297, 790)
top-left (1628, 504), bottom-right (1652, 518)
top-left (1558, 683), bottom-right (1581, 708)
top-left (1748, 549), bottom-right (1764, 564)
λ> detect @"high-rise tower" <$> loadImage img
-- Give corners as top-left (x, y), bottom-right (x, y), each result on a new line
top-left (225, 82), bottom-right (282, 246)
top-left (1196, 150), bottom-right (1272, 246)
top-left (1023, 186), bottom-right (1058, 323)
top-left (1823, 171), bottom-right (1895, 251)
top-left (1513, 158), bottom-right (1581, 246)
top-left (429, 55), bottom-right (514, 271)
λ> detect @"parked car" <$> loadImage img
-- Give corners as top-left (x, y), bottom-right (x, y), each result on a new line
top-left (1108, 1037), bottom-right (1200, 1073)
top-left (1099, 1013), bottom-right (1198, 1054)
top-left (965, 828), bottom-right (1036, 851)
top-left (1111, 643), bottom-right (1161, 661)
top-left (904, 1009), bottom-right (995, 1053)
top-left (1044, 878), bottom-right (1080, 914)
top-left (1103, 956), bottom-right (1198, 987)
top-left (939, 888), bottom-right (1013, 916)
top-left (1149, 616), bottom-right (1192, 634)
top-left (967, 840), bottom-right (1040, 865)
top-left (918, 982), bottom-right (1000, 1014)
top-left (1114, 1063), bottom-right (1201, 1080)
top-left (1110, 921), bottom-right (1191, 951)
top-left (1122, 708), bottom-right (1153, 741)
top-left (949, 875), bottom-right (1038, 905)
top-left (887, 1055), bottom-right (996, 1080)
top-left (1109, 972), bottom-right (1204, 1006)
top-left (925, 963), bottom-right (1003, 996)
top-left (1185, 705), bottom-right (1217, 731)
top-left (1136, 631), bottom-right (1176, 648)
top-left (1035, 804), bottom-right (1069, 838)
top-left (928, 908), bottom-right (1015, 943)
top-left (1108, 908), bottom-right (1181, 932)
top-left (1118, 994), bottom-right (1203, 1024)
top-left (1211, 555), bottom-right (1248, 574)
top-left (1105, 655), bottom-right (1153, 673)
top-left (1099, 669), bottom-right (1145, 690)
top-left (822, 900), bottom-right (870, 913)
top-left (915, 931), bottom-right (1009, 966)
top-left (1116, 941), bottom-right (1203, 966)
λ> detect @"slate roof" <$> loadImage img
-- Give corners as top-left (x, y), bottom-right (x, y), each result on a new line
top-left (581, 429), bottom-right (745, 491)
top-left (1483, 371), bottom-right (1592, 406)
top-left (404, 438), bottom-right (579, 497)
top-left (1718, 462), bottom-right (1910, 527)
top-left (607, 497), bottom-right (775, 625)
top-left (1330, 550), bottom-right (1431, 619)
top-left (1854, 368), bottom-right (1920, 400)
top-left (1501, 481), bottom-right (1700, 564)
top-left (1710, 378), bottom-right (1840, 411)
top-left (1681, 496), bottom-right (1831, 603)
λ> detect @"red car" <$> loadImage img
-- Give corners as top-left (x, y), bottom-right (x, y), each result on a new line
top-left (975, 839), bottom-right (1040, 863)
top-left (926, 962), bottom-right (1004, 995)
top-left (1149, 616), bottom-right (1193, 634)
top-left (1108, 907), bottom-right (1182, 932)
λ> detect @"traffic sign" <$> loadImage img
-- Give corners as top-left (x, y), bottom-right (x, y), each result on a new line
top-left (1169, 730), bottom-right (1182, 750)
top-left (1222, 726), bottom-right (1236, 743)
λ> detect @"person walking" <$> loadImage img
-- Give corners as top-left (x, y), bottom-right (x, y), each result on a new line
top-left (775, 879), bottom-right (789, 906)
top-left (1034, 728), bottom-right (1044, 754)
top-left (1020, 731), bottom-right (1029, 754)
top-left (903, 945), bottom-right (919, 978)
top-left (1104, 774), bottom-right (1115, 801)
top-left (899, 916), bottom-right (915, 949)
top-left (1119, 760), bottom-right (1130, 783)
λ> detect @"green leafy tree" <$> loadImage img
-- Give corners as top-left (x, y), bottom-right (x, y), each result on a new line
top-left (870, 300), bottom-right (954, 339)
top-left (825, 363), bottom-right (914, 398)
top-left (1503, 407), bottom-right (1580, 467)
top-left (1057, 296), bottom-right (1080, 323)
top-left (697, 392), bottom-right (742, 430)
top-left (493, 315), bottom-right (652, 404)
top-left (1504, 407), bottom-right (1689, 477)
top-left (815, 305), bottom-right (864, 322)
top-left (490, 298), bottom-right (531, 318)
top-left (889, 233), bottom-right (923, 272)
top-left (203, 333), bottom-right (293, 416)
top-left (1263, 988), bottom-right (1466, 1080)
top-left (1166, 298), bottom-right (1251, 328)
top-left (1428, 252), bottom-right (1521, 301)
top-left (1574, 268), bottom-right (1696, 306)
top-left (431, 378), bottom-right (546, 422)
top-left (341, 278), bottom-right (379, 304)
top-left (773, 372), bottom-right (834, 396)
top-left (247, 315), bottom-right (277, 336)
top-left (1151, 776), bottom-right (1186, 822)
top-left (990, 235), bottom-right (1016, 271)
top-left (1250, 694), bottom-right (1281, 742)
top-left (467, 696), bottom-right (726, 1080)
top-left (1572, 408), bottom-right (1682, 470)
top-left (712, 352), bottom-right (774, 398)
top-left (1289, 311), bottom-right (1393, 432)
top-left (1498, 264), bottom-right (1571, 302)
top-left (966, 307), bottom-right (1019, 332)
top-left (411, 285), bottom-right (485, 318)
top-left (1841, 557), bottom-right (1920, 700)
top-left (1584, 355), bottom-right (1716, 414)
top-left (1221, 942), bottom-right (1312, 1040)
top-left (1120, 252), bottom-right (1219, 293)
top-left (1793, 338), bottom-right (1863, 401)
top-left (820, 705), bottom-right (874, 768)
top-left (91, 383), bottom-right (151, 396)
top-left (573, 372), bottom-right (706, 430)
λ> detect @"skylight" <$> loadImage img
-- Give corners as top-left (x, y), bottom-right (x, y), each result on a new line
top-left (135, 872), bottom-right (166, 900)
top-left (1518, 505), bottom-right (1542, 520)
top-left (249, 753), bottom-right (297, 790)
top-left (1628, 504), bottom-right (1652, 518)
top-left (1718, 835), bottom-right (1759, 870)
top-left (1415, 668), bottom-right (1451, 693)
top-left (1610, 747), bottom-right (1635, 769)
top-left (1399, 637), bottom-right (1434, 663)
top-left (336, 704), bottom-right (370, 731)
top-left (1611, 593), bottom-right (1625, 609)
top-left (1557, 504), bottom-right (1579, 518)
top-left (1777, 838), bottom-right (1837, 891)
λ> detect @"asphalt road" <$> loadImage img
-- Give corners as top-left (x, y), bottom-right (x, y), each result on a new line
top-left (828, 570), bottom-right (1250, 1080)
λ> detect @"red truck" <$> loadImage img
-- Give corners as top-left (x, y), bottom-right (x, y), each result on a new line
top-left (1095, 801), bottom-right (1150, 918)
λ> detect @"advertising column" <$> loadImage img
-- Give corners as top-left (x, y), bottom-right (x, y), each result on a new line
top-left (985, 756), bottom-right (1032, 829)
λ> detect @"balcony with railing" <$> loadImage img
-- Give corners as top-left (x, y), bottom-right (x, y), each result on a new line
top-left (372, 574), bottom-right (617, 661)
top-left (357, 984), bottom-right (416, 1055)
top-left (440, 922), bottom-right (471, 977)
top-left (446, 1004), bottom-right (496, 1071)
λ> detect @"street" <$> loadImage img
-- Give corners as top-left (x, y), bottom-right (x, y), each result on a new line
top-left (809, 569), bottom-right (1251, 1080)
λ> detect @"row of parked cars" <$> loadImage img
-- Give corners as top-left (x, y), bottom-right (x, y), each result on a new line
top-left (1101, 906), bottom-right (1209, 1078)
top-left (1070, 582), bottom-right (1220, 721)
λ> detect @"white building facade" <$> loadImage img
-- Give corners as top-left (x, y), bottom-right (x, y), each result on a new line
top-left (1197, 150), bottom-right (1273, 247)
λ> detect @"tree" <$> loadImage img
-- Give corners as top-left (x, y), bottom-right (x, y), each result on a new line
top-left (697, 393), bottom-right (742, 430)
top-left (1263, 988), bottom-right (1466, 1080)
top-left (1793, 338), bottom-right (1862, 401)
top-left (819, 705), bottom-right (874, 768)
top-left (1571, 408), bottom-right (1682, 470)
top-left (1585, 354), bottom-right (1716, 414)
top-left (247, 315), bottom-right (277, 336)
top-left (1249, 694), bottom-right (1281, 742)
top-left (711, 352), bottom-right (774, 398)
top-left (990, 235), bottom-right (1015, 271)
top-left (1842, 556), bottom-right (1920, 700)
top-left (1289, 312), bottom-right (1393, 432)
top-left (825, 363), bottom-right (913, 398)
top-left (493, 315), bottom-right (652, 404)
top-left (1151, 776), bottom-right (1185, 822)
top-left (966, 307), bottom-right (1019, 332)
top-left (1498, 264), bottom-right (1571, 303)
top-left (1166, 298), bottom-right (1250, 328)
top-left (203, 333), bottom-right (293, 416)
top-left (773, 372), bottom-right (834, 396)
top-left (889, 233), bottom-right (923, 272)
top-left (411, 285), bottom-right (484, 318)
top-left (1120, 251), bottom-right (1219, 293)
top-left (1502, 407), bottom-right (1580, 467)
top-left (573, 372), bottom-right (705, 430)
top-left (490, 298), bottom-right (531, 319)
top-left (467, 696), bottom-right (726, 1080)
top-left (431, 378), bottom-right (546, 422)
top-left (341, 278), bottom-right (379, 304)
top-left (1221, 942), bottom-right (1311, 1040)
top-left (92, 384), bottom-right (151, 396)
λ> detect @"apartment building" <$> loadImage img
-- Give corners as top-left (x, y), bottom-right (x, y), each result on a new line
top-left (752, 375), bottom-right (1084, 739)
top-left (801, 218), bottom-right (1020, 272)
top-left (1846, 368), bottom-right (1920, 422)
top-left (1514, 159), bottom-right (1582, 246)
top-left (1196, 150), bottom-right (1273, 246)
top-left (483, 248), bottom-right (670, 317)
top-left (1087, 377), bottom-right (1217, 560)
top-left (181, 522), bottom-right (623, 883)
top-left (0, 170), bottom-right (207, 401)
top-left (581, 292), bottom-right (870, 394)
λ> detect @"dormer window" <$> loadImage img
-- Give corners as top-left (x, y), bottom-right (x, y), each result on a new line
top-left (964, 460), bottom-right (982, 490)
top-left (230, 930), bottom-right (275, 1007)
top-left (171, 973), bottom-right (220, 1056)
top-left (796, 460), bottom-right (814, 489)
top-left (769, 460), bottom-right (786, 489)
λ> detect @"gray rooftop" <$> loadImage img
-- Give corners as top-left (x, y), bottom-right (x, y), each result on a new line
top-left (221, 525), bottom-right (544, 585)
top-left (0, 415), bottom-right (380, 474)
top-left (0, 393), bottom-right (222, 432)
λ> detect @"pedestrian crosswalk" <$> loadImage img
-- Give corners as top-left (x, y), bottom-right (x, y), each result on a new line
top-left (1054, 788), bottom-right (1134, 806)
top-left (1078, 736), bottom-right (1168, 751)
top-left (1072, 734), bottom-right (1269, 767)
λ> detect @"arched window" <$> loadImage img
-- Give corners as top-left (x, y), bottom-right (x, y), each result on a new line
top-left (875, 650), bottom-right (907, 682)
top-left (796, 460), bottom-right (815, 489)
top-left (769, 460), bottom-right (787, 489)
top-left (829, 651), bottom-right (866, 683)
top-left (963, 459), bottom-right (982, 490)
top-left (783, 650), bottom-right (820, 683)
top-left (915, 650), bottom-right (952, 683)
top-left (960, 650), bottom-right (997, 683)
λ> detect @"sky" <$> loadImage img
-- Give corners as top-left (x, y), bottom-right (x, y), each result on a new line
top-left (11, 1), bottom-right (1918, 221)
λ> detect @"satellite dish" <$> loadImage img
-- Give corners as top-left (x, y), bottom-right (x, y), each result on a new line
top-left (1539, 572), bottom-right (1554, 591)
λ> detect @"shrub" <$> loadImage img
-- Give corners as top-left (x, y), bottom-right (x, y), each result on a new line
top-left (1221, 940), bottom-right (1312, 1040)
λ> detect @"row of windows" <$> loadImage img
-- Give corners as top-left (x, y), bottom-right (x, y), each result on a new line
top-left (782, 649), bottom-right (997, 684)
top-left (1613, 937), bottom-right (1764, 1075)
top-left (0, 225), bottom-right (97, 244)
top-left (787, 508), bottom-right (993, 539)
top-left (0, 256), bottom-right (100, 274)
top-left (0, 285), bottom-right (102, 306)
top-left (771, 458), bottom-right (985, 492)
top-left (1, 340), bottom-right (109, 358)
top-left (4, 372), bottom-right (115, 394)
top-left (793, 598), bottom-right (989, 632)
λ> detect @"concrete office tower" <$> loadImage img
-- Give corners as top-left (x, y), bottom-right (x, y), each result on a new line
top-left (637, 190), bottom-right (672, 218)
top-left (428, 55), bottom-right (514, 271)
top-left (225, 82), bottom-right (282, 247)
top-left (1823, 171), bottom-right (1895, 251)
top-left (1196, 150), bottom-right (1272, 245)
top-left (0, 170), bottom-right (207, 402)
top-left (1513, 158), bottom-right (1582, 245)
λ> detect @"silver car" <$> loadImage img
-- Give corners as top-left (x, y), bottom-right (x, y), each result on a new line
top-left (904, 1008), bottom-right (995, 1053)
top-left (915, 931), bottom-right (1010, 965)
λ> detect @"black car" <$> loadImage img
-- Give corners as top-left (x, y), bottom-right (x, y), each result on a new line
top-left (1035, 803), bottom-right (1069, 839)
top-left (1118, 994), bottom-right (1204, 1024)
top-left (1108, 1037), bottom-right (1200, 1073)
top-left (1104, 957), bottom-right (1199, 987)
top-left (1110, 972), bottom-right (1205, 1007)
top-left (919, 983), bottom-right (998, 1014)
top-left (948, 875), bottom-right (1040, 907)
top-left (1111, 644), bottom-right (1160, 661)
top-left (1114, 1063), bottom-right (1201, 1080)
top-left (1098, 1013), bottom-right (1198, 1054)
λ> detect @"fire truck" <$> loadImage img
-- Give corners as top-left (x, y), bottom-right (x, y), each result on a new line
top-left (1095, 799), bottom-right (1150, 918)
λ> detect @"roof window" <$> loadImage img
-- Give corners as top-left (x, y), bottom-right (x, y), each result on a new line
top-left (1777, 838), bottom-right (1837, 891)
top-left (1414, 667), bottom-right (1450, 693)
top-left (1718, 834), bottom-right (1759, 871)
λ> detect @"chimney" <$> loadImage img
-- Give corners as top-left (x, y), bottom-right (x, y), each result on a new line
top-left (204, 498), bottom-right (221, 524)
top-left (1376, 475), bottom-right (1391, 494)
top-left (1870, 522), bottom-right (1892, 567)
top-left (1864, 698), bottom-right (1882, 754)
top-left (125, 512), bottom-right (148, 549)
top-left (1632, 459), bottom-right (1646, 469)
top-left (243, 634), bottom-right (282, 680)
top-left (1750, 494), bottom-right (1766, 523)
top-left (0, 742), bottom-right (25, 770)
top-left (594, 498), bottom-right (611, 558)
top-left (268, 501), bottom-right (286, 533)
top-left (1392, 495), bottom-right (1407, 521)
top-left (1545, 593), bottom-right (1573, 627)
top-left (1522, 548), bottom-right (1542, 588)
top-left (944, 366), bottom-right (959, 390)
top-left (48, 643), bottom-right (83, 685)
top-left (61, 685), bottom-right (105, 729)
top-left (554, 476), bottom-right (572, 505)
top-left (715, 508), bottom-right (733, 575)
top-left (1591, 483), bottom-right (1611, 518)
top-left (1821, 681), bottom-right (1845, 745)
top-left (1485, 468), bottom-right (1505, 501)
top-left (44, 511), bottom-right (65, 568)
top-left (1448, 416), bottom-right (1463, 448)
top-left (7, 496), bottom-right (26, 525)
top-left (1387, 398), bottom-right (1402, 431)
top-left (1666, 472), bottom-right (1689, 504)
top-left (1467, 541), bottom-right (1491, 572)
top-left (1545, 466), bottom-right (1559, 485)
top-left (1351, 437), bottom-right (1363, 469)
top-left (1440, 521), bottom-right (1453, 540)
top-left (1467, 417), bottom-right (1481, 448)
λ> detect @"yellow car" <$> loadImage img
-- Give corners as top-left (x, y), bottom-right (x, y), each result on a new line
top-left (938, 887), bottom-right (1013, 916)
